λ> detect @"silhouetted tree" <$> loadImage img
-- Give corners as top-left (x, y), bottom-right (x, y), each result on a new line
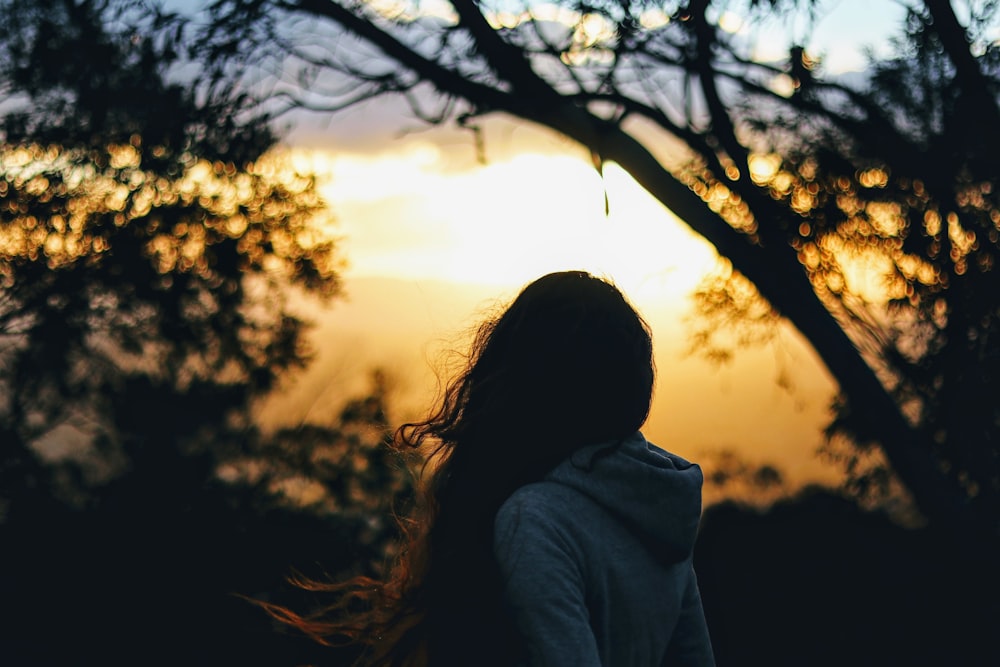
top-left (200, 0), bottom-right (1000, 534)
top-left (0, 0), bottom-right (339, 516)
top-left (699, 448), bottom-right (788, 508)
top-left (694, 486), bottom-right (1000, 666)
top-left (0, 3), bottom-right (413, 663)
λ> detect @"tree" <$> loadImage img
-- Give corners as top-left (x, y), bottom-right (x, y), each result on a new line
top-left (200, 0), bottom-right (1000, 534)
top-left (0, 2), bottom-right (415, 661)
top-left (0, 0), bottom-right (420, 550)
top-left (0, 0), bottom-right (340, 514)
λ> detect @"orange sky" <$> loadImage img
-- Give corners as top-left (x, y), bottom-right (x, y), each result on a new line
top-left (258, 118), bottom-right (843, 493)
top-left (239, 0), bottom-right (991, 497)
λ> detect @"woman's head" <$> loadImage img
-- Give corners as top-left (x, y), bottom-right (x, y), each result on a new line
top-left (466, 270), bottom-right (653, 447)
top-left (407, 270), bottom-right (654, 494)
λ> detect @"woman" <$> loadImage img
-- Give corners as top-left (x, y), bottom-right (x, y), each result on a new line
top-left (273, 270), bottom-right (714, 666)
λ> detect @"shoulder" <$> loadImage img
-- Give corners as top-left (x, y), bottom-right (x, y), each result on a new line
top-left (493, 483), bottom-right (592, 578)
top-left (494, 482), bottom-right (603, 558)
top-left (495, 482), bottom-right (590, 530)
top-left (494, 483), bottom-right (583, 542)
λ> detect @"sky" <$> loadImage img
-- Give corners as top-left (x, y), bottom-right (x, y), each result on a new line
top-left (257, 116), bottom-right (843, 492)
top-left (252, 0), bottom-right (923, 492)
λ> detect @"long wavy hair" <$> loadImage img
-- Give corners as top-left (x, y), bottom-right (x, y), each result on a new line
top-left (264, 271), bottom-right (655, 666)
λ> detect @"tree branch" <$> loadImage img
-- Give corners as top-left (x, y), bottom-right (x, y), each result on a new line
top-left (288, 0), bottom-right (511, 112)
top-left (449, 0), bottom-right (561, 100)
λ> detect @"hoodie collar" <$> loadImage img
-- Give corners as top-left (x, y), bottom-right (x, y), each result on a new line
top-left (544, 431), bottom-right (704, 562)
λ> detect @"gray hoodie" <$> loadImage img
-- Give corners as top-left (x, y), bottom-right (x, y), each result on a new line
top-left (493, 431), bottom-right (715, 667)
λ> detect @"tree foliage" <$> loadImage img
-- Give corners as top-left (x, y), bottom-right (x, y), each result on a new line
top-left (200, 0), bottom-right (1000, 534)
top-left (0, 2), bottom-right (416, 660)
top-left (0, 0), bottom-right (414, 584)
top-left (0, 0), bottom-right (340, 513)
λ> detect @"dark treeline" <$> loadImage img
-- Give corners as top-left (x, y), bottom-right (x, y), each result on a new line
top-left (697, 489), bottom-right (1000, 667)
top-left (3, 483), bottom-right (998, 666)
top-left (1, 1), bottom-right (998, 665)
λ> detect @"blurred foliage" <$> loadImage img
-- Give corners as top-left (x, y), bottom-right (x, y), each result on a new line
top-left (686, 262), bottom-right (782, 367)
top-left (685, 2), bottom-right (1000, 516)
top-left (0, 0), bottom-right (343, 517)
top-left (699, 448), bottom-right (787, 509)
top-left (0, 0), bottom-right (273, 168)
top-left (0, 2), bottom-right (414, 663)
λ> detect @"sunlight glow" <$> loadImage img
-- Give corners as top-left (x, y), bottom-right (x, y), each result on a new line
top-left (267, 142), bottom-right (840, 491)
top-left (639, 9), bottom-right (670, 30)
top-left (748, 153), bottom-right (781, 184)
top-left (718, 11), bottom-right (744, 34)
top-left (768, 73), bottom-right (797, 98)
top-left (296, 144), bottom-right (719, 299)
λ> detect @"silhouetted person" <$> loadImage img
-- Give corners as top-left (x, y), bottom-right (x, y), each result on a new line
top-left (265, 270), bottom-right (715, 666)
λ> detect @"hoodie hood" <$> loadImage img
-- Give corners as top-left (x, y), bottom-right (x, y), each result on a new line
top-left (544, 431), bottom-right (703, 563)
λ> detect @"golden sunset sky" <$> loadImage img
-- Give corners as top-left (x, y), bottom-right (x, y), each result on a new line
top-left (255, 0), bottom-right (920, 493)
top-left (256, 118), bottom-right (839, 495)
